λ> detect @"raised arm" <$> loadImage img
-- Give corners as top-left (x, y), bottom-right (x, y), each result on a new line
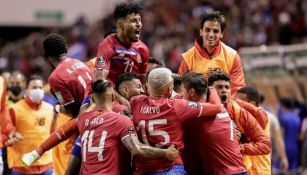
top-left (239, 110), bottom-right (271, 155)
top-left (121, 134), bottom-right (178, 161)
top-left (235, 99), bottom-right (268, 129)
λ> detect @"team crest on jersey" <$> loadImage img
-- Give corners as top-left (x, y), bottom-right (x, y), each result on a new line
top-left (188, 101), bottom-right (198, 108)
top-left (119, 52), bottom-right (126, 57)
top-left (97, 56), bottom-right (105, 66)
top-left (127, 126), bottom-right (135, 133)
top-left (136, 54), bottom-right (142, 63)
top-left (55, 92), bottom-right (64, 103)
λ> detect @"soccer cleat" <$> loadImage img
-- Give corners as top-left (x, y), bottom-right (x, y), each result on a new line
top-left (21, 150), bottom-right (41, 167)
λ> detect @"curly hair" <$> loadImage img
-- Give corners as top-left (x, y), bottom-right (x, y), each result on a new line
top-left (114, 3), bottom-right (142, 21)
top-left (207, 71), bottom-right (230, 86)
top-left (43, 34), bottom-right (67, 59)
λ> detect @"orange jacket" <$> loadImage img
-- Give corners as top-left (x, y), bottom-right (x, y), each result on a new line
top-left (0, 76), bottom-right (15, 147)
top-left (178, 39), bottom-right (245, 95)
top-left (235, 99), bottom-right (268, 129)
top-left (226, 98), bottom-right (271, 155)
top-left (235, 99), bottom-right (271, 175)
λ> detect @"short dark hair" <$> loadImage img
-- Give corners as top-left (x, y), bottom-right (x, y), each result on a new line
top-left (208, 71), bottom-right (230, 86)
top-left (43, 34), bottom-right (67, 58)
top-left (173, 75), bottom-right (182, 92)
top-left (259, 94), bottom-right (265, 103)
top-left (26, 75), bottom-right (44, 87)
top-left (115, 72), bottom-right (139, 91)
top-left (114, 3), bottom-right (142, 21)
top-left (200, 11), bottom-right (226, 32)
top-left (238, 86), bottom-right (260, 106)
top-left (149, 57), bottom-right (163, 66)
top-left (182, 72), bottom-right (208, 96)
top-left (280, 97), bottom-right (295, 109)
top-left (92, 80), bottom-right (112, 94)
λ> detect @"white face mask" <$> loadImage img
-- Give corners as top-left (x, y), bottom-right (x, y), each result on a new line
top-left (28, 89), bottom-right (44, 103)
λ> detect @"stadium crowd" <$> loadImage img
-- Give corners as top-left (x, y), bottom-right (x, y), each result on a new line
top-left (0, 1), bottom-right (306, 175)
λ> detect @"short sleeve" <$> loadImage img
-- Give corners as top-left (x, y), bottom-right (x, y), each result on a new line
top-left (117, 115), bottom-right (136, 140)
top-left (174, 99), bottom-right (202, 122)
top-left (96, 40), bottom-right (114, 72)
top-left (49, 76), bottom-right (74, 107)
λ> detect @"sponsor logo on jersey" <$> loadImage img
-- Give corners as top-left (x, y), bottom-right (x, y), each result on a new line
top-left (127, 126), bottom-right (135, 133)
top-left (55, 92), bottom-right (64, 103)
top-left (38, 117), bottom-right (45, 126)
top-left (97, 56), bottom-right (105, 66)
top-left (188, 101), bottom-right (198, 108)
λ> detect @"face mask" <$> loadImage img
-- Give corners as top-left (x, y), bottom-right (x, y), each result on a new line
top-left (9, 86), bottom-right (22, 96)
top-left (28, 89), bottom-right (44, 103)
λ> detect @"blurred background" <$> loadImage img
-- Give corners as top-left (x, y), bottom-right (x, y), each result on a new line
top-left (0, 0), bottom-right (306, 174)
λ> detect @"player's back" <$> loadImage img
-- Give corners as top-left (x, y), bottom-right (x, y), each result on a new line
top-left (130, 95), bottom-right (202, 174)
top-left (184, 108), bottom-right (246, 175)
top-left (49, 57), bottom-right (92, 107)
top-left (77, 109), bottom-right (133, 175)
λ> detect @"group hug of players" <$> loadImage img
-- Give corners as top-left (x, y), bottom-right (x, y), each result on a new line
top-left (11, 2), bottom-right (273, 175)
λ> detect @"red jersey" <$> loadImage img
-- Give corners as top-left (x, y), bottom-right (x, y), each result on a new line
top-left (130, 95), bottom-right (203, 174)
top-left (77, 109), bottom-right (135, 175)
top-left (95, 34), bottom-right (149, 84)
top-left (183, 98), bottom-right (246, 175)
top-left (48, 57), bottom-right (93, 108)
top-left (112, 101), bottom-right (132, 118)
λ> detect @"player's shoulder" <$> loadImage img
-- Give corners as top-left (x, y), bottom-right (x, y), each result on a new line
top-left (220, 42), bottom-right (237, 55)
top-left (133, 40), bottom-right (149, 51)
top-left (182, 46), bottom-right (196, 61)
top-left (99, 34), bottom-right (116, 46)
top-left (130, 94), bottom-right (147, 103)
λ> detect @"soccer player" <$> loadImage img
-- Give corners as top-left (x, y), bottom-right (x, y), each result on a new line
top-left (22, 34), bottom-right (93, 175)
top-left (130, 67), bottom-right (223, 174)
top-left (236, 87), bottom-right (271, 175)
top-left (207, 71), bottom-right (271, 170)
top-left (43, 34), bottom-right (92, 117)
top-left (65, 72), bottom-right (144, 175)
top-left (178, 11), bottom-right (245, 95)
top-left (181, 72), bottom-right (247, 175)
top-left (77, 79), bottom-right (178, 175)
top-left (94, 3), bottom-right (149, 105)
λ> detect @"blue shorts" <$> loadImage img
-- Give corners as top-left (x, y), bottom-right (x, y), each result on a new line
top-left (12, 168), bottom-right (53, 175)
top-left (80, 95), bottom-right (91, 108)
top-left (71, 136), bottom-right (82, 159)
top-left (144, 165), bottom-right (187, 175)
top-left (233, 172), bottom-right (248, 175)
